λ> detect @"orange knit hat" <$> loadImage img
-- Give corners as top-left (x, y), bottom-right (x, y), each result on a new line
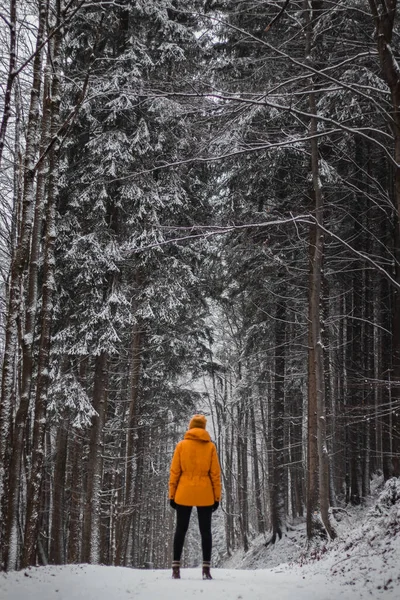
top-left (189, 414), bottom-right (207, 429)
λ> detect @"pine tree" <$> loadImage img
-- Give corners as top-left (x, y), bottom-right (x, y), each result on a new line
top-left (50, 0), bottom-right (212, 565)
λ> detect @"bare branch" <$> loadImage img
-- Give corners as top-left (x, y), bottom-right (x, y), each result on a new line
top-left (264, 0), bottom-right (290, 33)
top-left (13, 0), bottom-right (87, 79)
top-left (0, 0), bottom-right (17, 166)
top-left (132, 216), bottom-right (400, 293)
top-left (103, 128), bottom-right (344, 186)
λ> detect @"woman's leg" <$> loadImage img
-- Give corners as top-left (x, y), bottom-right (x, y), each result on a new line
top-left (173, 505), bottom-right (192, 562)
top-left (197, 506), bottom-right (213, 562)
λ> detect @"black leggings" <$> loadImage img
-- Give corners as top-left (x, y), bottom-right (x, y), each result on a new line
top-left (173, 505), bottom-right (213, 562)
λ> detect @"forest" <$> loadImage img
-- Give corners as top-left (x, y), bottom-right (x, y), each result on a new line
top-left (0, 0), bottom-right (399, 572)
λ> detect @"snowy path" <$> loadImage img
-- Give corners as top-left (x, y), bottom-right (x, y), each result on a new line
top-left (0, 564), bottom-right (384, 600)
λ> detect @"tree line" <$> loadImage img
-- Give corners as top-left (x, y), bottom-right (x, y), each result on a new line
top-left (0, 0), bottom-right (399, 570)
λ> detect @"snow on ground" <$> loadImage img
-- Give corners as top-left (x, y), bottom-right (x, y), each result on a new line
top-left (220, 520), bottom-right (307, 571)
top-left (1, 477), bottom-right (399, 600)
top-left (221, 475), bottom-right (400, 598)
top-left (0, 563), bottom-right (372, 600)
top-left (307, 477), bottom-right (400, 597)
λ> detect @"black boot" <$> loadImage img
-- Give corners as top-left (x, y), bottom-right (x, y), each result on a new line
top-left (202, 562), bottom-right (212, 580)
top-left (172, 561), bottom-right (180, 579)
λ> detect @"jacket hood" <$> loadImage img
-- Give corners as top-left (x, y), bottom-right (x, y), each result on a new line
top-left (184, 428), bottom-right (211, 443)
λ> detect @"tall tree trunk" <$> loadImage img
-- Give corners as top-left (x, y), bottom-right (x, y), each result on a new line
top-left (249, 400), bottom-right (265, 533)
top-left (115, 321), bottom-right (142, 565)
top-left (0, 0), bottom-right (17, 167)
top-left (368, 0), bottom-right (400, 477)
top-left (131, 424), bottom-right (145, 565)
top-left (237, 399), bottom-right (249, 552)
top-left (223, 376), bottom-right (234, 556)
top-left (66, 430), bottom-right (84, 563)
top-left (305, 0), bottom-right (335, 541)
top-left (1, 0), bottom-right (49, 569)
top-left (82, 351), bottom-right (109, 563)
top-left (305, 0), bottom-right (319, 541)
top-left (22, 18), bottom-right (62, 565)
top-left (267, 285), bottom-right (286, 544)
top-left (49, 425), bottom-right (68, 564)
top-left (309, 87), bottom-right (335, 539)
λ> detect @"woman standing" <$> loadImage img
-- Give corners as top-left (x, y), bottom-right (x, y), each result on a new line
top-left (169, 414), bottom-right (221, 580)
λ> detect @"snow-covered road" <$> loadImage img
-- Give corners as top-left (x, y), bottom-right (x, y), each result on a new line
top-left (0, 563), bottom-right (383, 600)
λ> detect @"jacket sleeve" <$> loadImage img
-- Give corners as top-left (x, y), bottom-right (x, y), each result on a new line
top-left (168, 442), bottom-right (182, 500)
top-left (210, 443), bottom-right (222, 502)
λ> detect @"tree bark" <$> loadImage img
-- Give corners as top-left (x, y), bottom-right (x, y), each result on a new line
top-left (249, 400), bottom-right (265, 533)
top-left (308, 84), bottom-right (335, 540)
top-left (49, 425), bottom-right (68, 564)
top-left (115, 321), bottom-right (142, 565)
top-left (304, 0), bottom-right (319, 541)
top-left (305, 0), bottom-right (335, 540)
top-left (66, 430), bottom-right (84, 563)
top-left (1, 0), bottom-right (49, 569)
top-left (22, 17), bottom-right (62, 565)
top-left (82, 351), bottom-right (109, 563)
top-left (368, 0), bottom-right (400, 477)
top-left (0, 0), bottom-right (17, 167)
top-left (267, 285), bottom-right (286, 544)
top-left (237, 399), bottom-right (249, 551)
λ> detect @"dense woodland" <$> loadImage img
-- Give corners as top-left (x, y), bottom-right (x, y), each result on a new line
top-left (0, 0), bottom-right (400, 571)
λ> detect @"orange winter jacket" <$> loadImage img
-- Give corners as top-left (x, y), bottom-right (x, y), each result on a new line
top-left (169, 428), bottom-right (222, 507)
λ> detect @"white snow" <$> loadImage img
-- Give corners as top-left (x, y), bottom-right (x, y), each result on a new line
top-left (220, 477), bottom-right (400, 598)
top-left (1, 477), bottom-right (399, 599)
top-left (0, 563), bottom-right (368, 600)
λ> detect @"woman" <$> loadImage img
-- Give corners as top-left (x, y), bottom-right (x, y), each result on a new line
top-left (169, 414), bottom-right (221, 580)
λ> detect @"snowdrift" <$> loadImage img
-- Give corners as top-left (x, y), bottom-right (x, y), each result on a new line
top-left (221, 476), bottom-right (400, 597)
